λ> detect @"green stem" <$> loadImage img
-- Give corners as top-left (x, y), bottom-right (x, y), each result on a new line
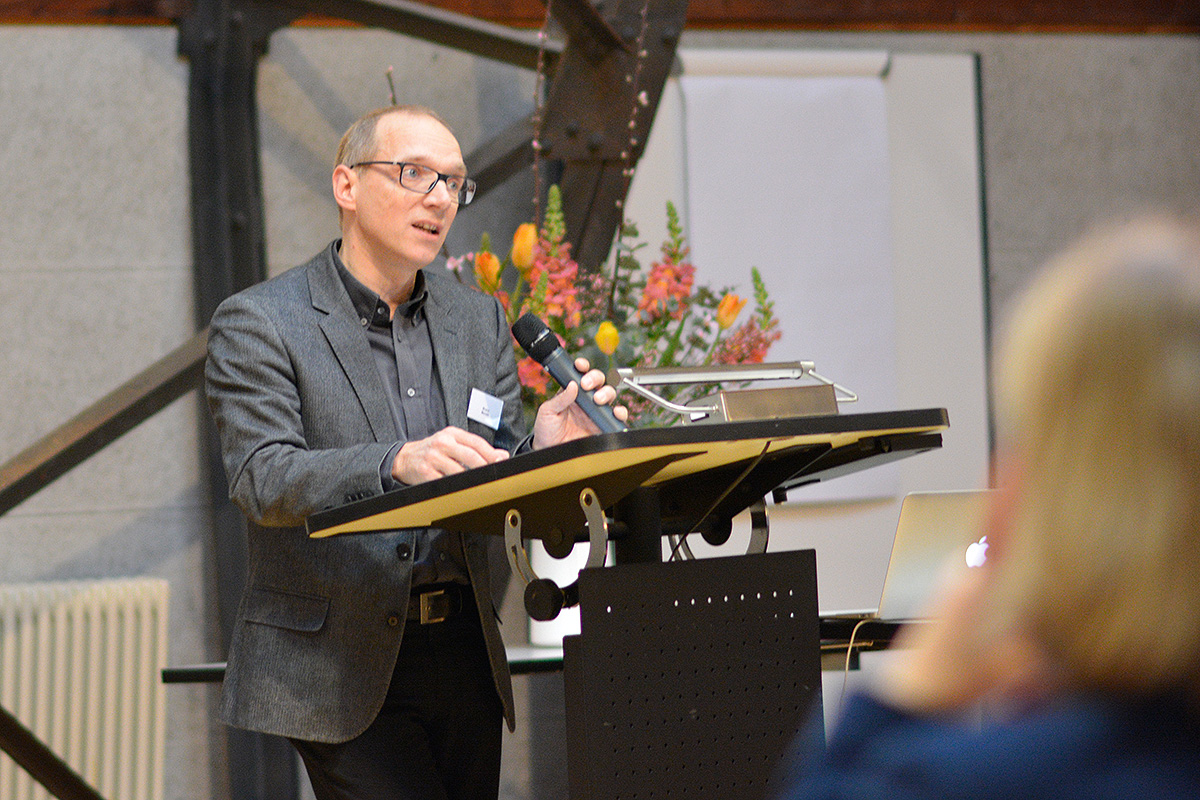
top-left (506, 274), bottom-right (528, 324)
top-left (657, 311), bottom-right (690, 368)
top-left (701, 328), bottom-right (725, 363)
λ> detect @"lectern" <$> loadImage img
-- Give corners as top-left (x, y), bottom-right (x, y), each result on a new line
top-left (307, 408), bottom-right (947, 800)
top-left (308, 408), bottom-right (947, 554)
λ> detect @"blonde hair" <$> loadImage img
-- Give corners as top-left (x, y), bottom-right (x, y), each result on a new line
top-left (988, 215), bottom-right (1200, 700)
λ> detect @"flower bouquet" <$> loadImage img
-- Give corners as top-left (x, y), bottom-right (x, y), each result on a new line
top-left (447, 185), bottom-right (782, 427)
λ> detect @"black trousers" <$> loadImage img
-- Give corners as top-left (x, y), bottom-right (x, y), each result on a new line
top-left (291, 593), bottom-right (504, 800)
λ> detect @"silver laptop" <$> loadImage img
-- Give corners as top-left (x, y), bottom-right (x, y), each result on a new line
top-left (830, 489), bottom-right (993, 623)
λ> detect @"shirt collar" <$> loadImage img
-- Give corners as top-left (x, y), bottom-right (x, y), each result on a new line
top-left (333, 241), bottom-right (429, 326)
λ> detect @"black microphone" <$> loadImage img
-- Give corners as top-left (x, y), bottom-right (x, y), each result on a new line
top-left (511, 312), bottom-right (627, 434)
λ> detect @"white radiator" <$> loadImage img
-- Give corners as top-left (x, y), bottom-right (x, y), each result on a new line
top-left (0, 578), bottom-right (168, 800)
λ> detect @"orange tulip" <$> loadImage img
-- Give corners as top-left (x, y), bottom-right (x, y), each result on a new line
top-left (475, 250), bottom-right (502, 294)
top-left (511, 223), bottom-right (538, 274)
top-left (595, 321), bottom-right (620, 355)
top-left (716, 293), bottom-right (748, 329)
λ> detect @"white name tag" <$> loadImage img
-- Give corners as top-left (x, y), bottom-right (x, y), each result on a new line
top-left (467, 388), bottom-right (504, 431)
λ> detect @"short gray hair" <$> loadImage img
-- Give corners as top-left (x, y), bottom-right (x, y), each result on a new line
top-left (335, 104), bottom-right (453, 168)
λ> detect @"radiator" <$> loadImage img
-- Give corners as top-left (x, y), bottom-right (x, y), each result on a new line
top-left (0, 578), bottom-right (168, 800)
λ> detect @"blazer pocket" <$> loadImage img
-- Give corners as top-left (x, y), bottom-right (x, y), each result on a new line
top-left (242, 586), bottom-right (330, 634)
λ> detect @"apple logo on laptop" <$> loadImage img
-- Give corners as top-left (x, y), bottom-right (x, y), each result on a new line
top-left (964, 535), bottom-right (989, 568)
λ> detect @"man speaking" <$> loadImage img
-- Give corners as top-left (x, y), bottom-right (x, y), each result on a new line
top-left (205, 104), bottom-right (625, 799)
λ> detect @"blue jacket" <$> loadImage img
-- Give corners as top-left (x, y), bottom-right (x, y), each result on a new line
top-left (774, 689), bottom-right (1200, 799)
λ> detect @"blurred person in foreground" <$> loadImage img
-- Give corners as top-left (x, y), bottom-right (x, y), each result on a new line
top-left (774, 215), bottom-right (1200, 799)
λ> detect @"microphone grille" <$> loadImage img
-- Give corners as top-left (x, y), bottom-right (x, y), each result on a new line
top-left (511, 313), bottom-right (558, 361)
top-left (511, 312), bottom-right (544, 347)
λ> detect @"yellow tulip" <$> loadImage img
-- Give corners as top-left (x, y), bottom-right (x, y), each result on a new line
top-left (595, 321), bottom-right (620, 355)
top-left (716, 293), bottom-right (748, 329)
top-left (475, 250), bottom-right (502, 294)
top-left (511, 223), bottom-right (538, 274)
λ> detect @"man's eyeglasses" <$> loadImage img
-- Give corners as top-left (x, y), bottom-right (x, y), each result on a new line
top-left (351, 161), bottom-right (477, 206)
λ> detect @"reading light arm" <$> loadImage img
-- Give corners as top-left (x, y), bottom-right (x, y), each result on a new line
top-left (614, 361), bottom-right (857, 419)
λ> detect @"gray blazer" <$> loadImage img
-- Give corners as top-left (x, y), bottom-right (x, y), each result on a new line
top-left (205, 243), bottom-right (522, 742)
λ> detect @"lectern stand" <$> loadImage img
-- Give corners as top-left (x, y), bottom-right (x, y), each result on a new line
top-left (563, 550), bottom-right (822, 800)
top-left (306, 408), bottom-right (948, 800)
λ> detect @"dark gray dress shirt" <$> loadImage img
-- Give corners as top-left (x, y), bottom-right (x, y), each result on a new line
top-left (334, 247), bottom-right (469, 588)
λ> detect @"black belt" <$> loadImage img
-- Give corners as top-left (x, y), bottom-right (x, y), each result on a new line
top-left (408, 584), bottom-right (466, 624)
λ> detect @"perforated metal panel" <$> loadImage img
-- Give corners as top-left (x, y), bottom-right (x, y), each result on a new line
top-left (563, 550), bottom-right (822, 800)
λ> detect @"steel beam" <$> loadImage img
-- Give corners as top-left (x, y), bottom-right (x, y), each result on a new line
top-left (538, 0), bottom-right (689, 270)
top-left (0, 331), bottom-right (208, 517)
top-left (178, 1), bottom-right (300, 797)
top-left (263, 0), bottom-right (560, 70)
top-left (0, 706), bottom-right (105, 800)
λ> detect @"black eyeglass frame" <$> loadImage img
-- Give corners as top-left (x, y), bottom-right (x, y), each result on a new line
top-left (351, 160), bottom-right (477, 205)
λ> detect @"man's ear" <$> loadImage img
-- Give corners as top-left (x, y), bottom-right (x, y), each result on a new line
top-left (332, 164), bottom-right (357, 215)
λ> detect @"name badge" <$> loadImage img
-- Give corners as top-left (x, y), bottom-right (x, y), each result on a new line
top-left (467, 388), bottom-right (504, 431)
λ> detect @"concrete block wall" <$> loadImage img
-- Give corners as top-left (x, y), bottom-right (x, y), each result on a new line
top-left (0, 20), bottom-right (1196, 800)
top-left (0, 24), bottom-right (220, 797)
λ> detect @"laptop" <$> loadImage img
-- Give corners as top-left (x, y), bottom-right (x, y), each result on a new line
top-left (827, 489), bottom-right (993, 623)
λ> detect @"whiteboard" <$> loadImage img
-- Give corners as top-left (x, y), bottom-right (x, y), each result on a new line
top-left (677, 50), bottom-right (897, 501)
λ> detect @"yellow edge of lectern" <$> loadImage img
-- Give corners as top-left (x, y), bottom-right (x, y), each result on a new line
top-left (310, 424), bottom-right (939, 538)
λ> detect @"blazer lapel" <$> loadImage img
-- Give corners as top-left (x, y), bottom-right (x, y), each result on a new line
top-left (426, 280), bottom-right (470, 428)
top-left (307, 252), bottom-right (397, 442)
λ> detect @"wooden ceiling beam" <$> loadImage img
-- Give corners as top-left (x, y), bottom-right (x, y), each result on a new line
top-left (2, 0), bottom-right (1198, 32)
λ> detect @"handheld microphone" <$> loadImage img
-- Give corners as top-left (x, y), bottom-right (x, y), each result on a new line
top-left (511, 312), bottom-right (627, 434)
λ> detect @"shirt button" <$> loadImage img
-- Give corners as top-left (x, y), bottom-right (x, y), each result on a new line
top-left (406, 388), bottom-right (416, 398)
top-left (396, 543), bottom-right (411, 560)
top-left (387, 615), bottom-right (400, 627)
top-left (359, 317), bottom-right (368, 327)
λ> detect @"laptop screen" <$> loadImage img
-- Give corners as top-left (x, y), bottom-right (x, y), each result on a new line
top-left (874, 489), bottom-right (993, 622)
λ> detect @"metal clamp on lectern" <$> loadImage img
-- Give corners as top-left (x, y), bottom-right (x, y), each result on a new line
top-left (614, 361), bottom-right (857, 424)
top-left (505, 487), bottom-right (610, 621)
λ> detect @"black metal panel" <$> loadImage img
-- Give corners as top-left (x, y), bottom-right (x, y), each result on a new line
top-left (565, 550), bottom-right (823, 800)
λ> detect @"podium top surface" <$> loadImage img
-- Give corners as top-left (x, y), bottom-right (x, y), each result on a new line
top-left (306, 408), bottom-right (948, 539)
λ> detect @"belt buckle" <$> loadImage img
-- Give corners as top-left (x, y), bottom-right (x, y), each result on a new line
top-left (419, 588), bottom-right (450, 624)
